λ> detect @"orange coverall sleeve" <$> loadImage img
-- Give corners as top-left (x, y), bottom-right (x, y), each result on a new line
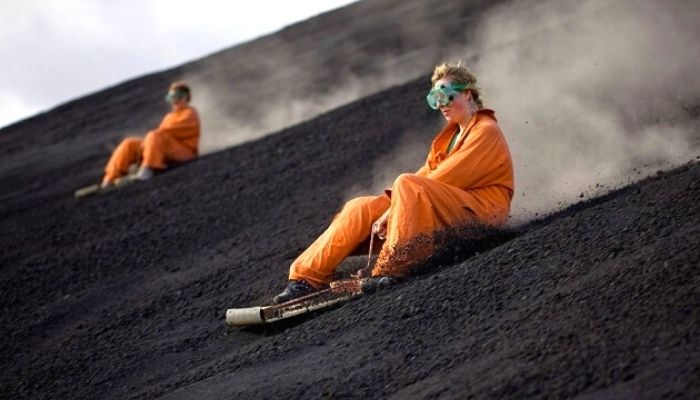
top-left (426, 121), bottom-right (511, 191)
top-left (155, 108), bottom-right (200, 141)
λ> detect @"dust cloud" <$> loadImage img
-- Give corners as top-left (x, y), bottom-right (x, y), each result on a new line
top-left (188, 45), bottom-right (439, 155)
top-left (190, 0), bottom-right (699, 224)
top-left (471, 0), bottom-right (700, 222)
top-left (345, 0), bottom-right (700, 223)
top-left (181, 0), bottom-right (468, 155)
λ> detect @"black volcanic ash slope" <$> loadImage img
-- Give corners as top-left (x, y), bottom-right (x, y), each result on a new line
top-left (1, 71), bottom-right (699, 399)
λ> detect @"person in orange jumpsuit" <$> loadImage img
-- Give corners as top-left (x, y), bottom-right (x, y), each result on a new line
top-left (101, 82), bottom-right (200, 187)
top-left (273, 62), bottom-right (514, 303)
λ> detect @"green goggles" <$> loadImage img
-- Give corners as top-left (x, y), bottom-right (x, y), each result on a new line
top-left (165, 90), bottom-right (186, 104)
top-left (426, 83), bottom-right (467, 109)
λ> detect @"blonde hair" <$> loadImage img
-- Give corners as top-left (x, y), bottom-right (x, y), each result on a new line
top-left (431, 62), bottom-right (483, 109)
top-left (169, 81), bottom-right (191, 101)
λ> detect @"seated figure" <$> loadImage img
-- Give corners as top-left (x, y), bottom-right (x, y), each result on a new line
top-left (273, 62), bottom-right (515, 303)
top-left (101, 81), bottom-right (200, 187)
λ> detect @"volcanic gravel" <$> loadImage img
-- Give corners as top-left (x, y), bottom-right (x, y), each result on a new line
top-left (1, 70), bottom-right (699, 399)
top-left (2, 0), bottom-right (700, 397)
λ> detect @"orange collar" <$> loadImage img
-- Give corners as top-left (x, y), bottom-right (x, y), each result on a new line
top-left (427, 109), bottom-right (496, 168)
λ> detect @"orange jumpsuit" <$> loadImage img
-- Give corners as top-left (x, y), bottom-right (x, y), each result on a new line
top-left (289, 109), bottom-right (514, 287)
top-left (103, 106), bottom-right (200, 183)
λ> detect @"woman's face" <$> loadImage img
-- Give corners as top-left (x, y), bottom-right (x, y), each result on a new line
top-left (434, 77), bottom-right (471, 124)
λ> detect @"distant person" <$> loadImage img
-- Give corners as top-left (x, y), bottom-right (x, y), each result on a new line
top-left (101, 82), bottom-right (200, 187)
top-left (273, 62), bottom-right (514, 303)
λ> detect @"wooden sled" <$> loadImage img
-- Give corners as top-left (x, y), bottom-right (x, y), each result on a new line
top-left (73, 160), bottom-right (194, 199)
top-left (74, 174), bottom-right (138, 199)
top-left (226, 279), bottom-right (364, 327)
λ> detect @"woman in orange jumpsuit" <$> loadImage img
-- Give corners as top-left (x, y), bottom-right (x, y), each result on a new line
top-left (101, 82), bottom-right (200, 187)
top-left (274, 62), bottom-right (514, 303)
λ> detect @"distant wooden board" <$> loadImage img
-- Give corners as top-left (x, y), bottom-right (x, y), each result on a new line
top-left (74, 174), bottom-right (138, 199)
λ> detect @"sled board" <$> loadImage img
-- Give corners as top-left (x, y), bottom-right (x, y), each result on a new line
top-left (226, 279), bottom-right (364, 326)
top-left (74, 175), bottom-right (138, 199)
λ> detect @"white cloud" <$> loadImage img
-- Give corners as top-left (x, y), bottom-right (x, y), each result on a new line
top-left (0, 0), bottom-right (358, 128)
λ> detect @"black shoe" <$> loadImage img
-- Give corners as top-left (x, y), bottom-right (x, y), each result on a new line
top-left (273, 280), bottom-right (317, 304)
top-left (361, 276), bottom-right (398, 293)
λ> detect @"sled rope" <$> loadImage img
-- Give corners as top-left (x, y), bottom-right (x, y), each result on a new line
top-left (366, 231), bottom-right (375, 270)
top-left (356, 230), bottom-right (378, 279)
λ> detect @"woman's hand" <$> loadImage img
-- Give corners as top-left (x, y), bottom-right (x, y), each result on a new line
top-left (372, 210), bottom-right (390, 240)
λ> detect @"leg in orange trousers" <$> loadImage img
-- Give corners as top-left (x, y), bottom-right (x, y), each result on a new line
top-left (103, 137), bottom-right (143, 184)
top-left (289, 173), bottom-right (483, 288)
top-left (371, 173), bottom-right (481, 277)
top-left (103, 131), bottom-right (197, 184)
top-left (141, 130), bottom-right (196, 170)
top-left (289, 195), bottom-right (390, 288)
